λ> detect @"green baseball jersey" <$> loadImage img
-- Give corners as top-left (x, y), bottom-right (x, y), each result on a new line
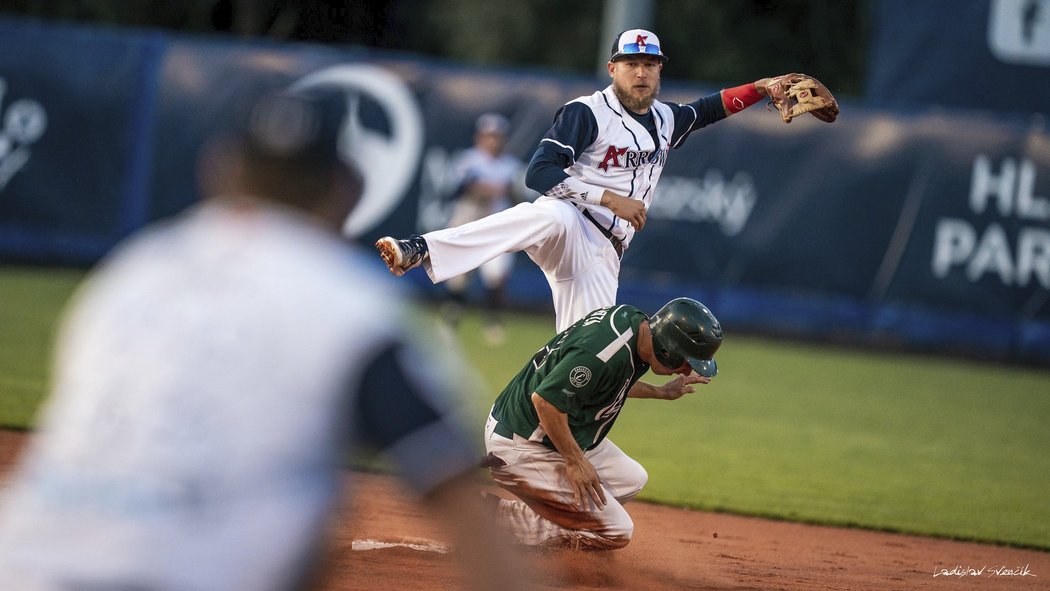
top-left (491, 305), bottom-right (650, 451)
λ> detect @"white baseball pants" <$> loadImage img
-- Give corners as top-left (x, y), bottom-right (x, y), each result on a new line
top-left (483, 414), bottom-right (648, 550)
top-left (422, 198), bottom-right (621, 332)
top-left (445, 198), bottom-right (514, 291)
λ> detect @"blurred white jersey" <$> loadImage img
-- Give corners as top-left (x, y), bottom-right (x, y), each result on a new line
top-left (445, 147), bottom-right (524, 287)
top-left (0, 198), bottom-right (477, 591)
top-left (449, 147), bottom-right (522, 218)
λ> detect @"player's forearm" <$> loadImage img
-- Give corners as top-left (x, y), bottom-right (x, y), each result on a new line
top-left (598, 190), bottom-right (621, 209)
top-left (542, 177), bottom-right (607, 207)
top-left (531, 393), bottom-right (607, 510)
top-left (524, 149), bottom-right (567, 195)
top-left (531, 393), bottom-right (588, 464)
top-left (527, 161), bottom-right (604, 208)
top-left (719, 81), bottom-right (766, 117)
top-left (526, 143), bottom-right (605, 207)
top-left (628, 381), bottom-right (663, 399)
top-left (630, 375), bottom-right (708, 400)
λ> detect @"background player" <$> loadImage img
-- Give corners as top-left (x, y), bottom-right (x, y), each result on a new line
top-left (378, 28), bottom-right (809, 332)
top-left (483, 297), bottom-right (723, 549)
top-left (441, 113), bottom-right (524, 343)
top-left (0, 90), bottom-right (526, 591)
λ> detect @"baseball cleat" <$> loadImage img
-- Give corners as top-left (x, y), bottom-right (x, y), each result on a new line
top-left (478, 489), bottom-right (501, 518)
top-left (375, 235), bottom-right (428, 276)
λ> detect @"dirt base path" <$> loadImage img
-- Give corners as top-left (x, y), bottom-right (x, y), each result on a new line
top-left (1, 430), bottom-right (1046, 590)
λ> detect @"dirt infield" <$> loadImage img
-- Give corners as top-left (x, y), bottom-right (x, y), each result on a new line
top-left (1, 430), bottom-right (1046, 590)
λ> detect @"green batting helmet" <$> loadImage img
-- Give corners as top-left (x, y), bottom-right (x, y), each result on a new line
top-left (649, 298), bottom-right (722, 377)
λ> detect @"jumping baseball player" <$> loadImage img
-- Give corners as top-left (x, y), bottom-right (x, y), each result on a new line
top-left (482, 297), bottom-right (722, 549)
top-left (377, 28), bottom-right (838, 332)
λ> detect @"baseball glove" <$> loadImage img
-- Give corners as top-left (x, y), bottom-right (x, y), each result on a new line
top-left (765, 74), bottom-right (839, 124)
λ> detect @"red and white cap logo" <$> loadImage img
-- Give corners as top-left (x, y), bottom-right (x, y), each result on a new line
top-left (611, 28), bottom-right (668, 62)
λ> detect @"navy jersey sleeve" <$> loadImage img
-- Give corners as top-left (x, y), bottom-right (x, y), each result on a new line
top-left (667, 93), bottom-right (727, 149)
top-left (524, 102), bottom-right (599, 195)
top-left (352, 341), bottom-right (479, 494)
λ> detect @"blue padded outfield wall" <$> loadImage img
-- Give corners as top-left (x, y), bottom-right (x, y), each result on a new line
top-left (0, 17), bottom-right (1047, 365)
top-left (868, 0), bottom-right (1050, 116)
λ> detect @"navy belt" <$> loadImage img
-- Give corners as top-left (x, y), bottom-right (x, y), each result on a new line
top-left (580, 208), bottom-right (624, 260)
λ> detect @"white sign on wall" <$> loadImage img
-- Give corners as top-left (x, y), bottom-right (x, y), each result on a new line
top-left (988, 0), bottom-right (1050, 66)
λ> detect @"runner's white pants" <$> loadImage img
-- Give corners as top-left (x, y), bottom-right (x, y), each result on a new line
top-left (483, 414), bottom-right (648, 550)
top-left (422, 198), bottom-right (621, 332)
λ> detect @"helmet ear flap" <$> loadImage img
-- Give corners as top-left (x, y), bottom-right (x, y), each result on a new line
top-left (656, 346), bottom-right (670, 364)
top-left (650, 297), bottom-right (722, 372)
top-left (653, 343), bottom-right (682, 370)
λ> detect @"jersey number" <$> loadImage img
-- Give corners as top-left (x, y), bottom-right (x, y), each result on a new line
top-left (531, 333), bottom-right (567, 370)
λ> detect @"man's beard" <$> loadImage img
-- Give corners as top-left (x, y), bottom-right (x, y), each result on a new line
top-left (612, 80), bottom-right (659, 112)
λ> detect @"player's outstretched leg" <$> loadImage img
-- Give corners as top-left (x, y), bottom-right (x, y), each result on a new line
top-left (375, 235), bottom-right (428, 276)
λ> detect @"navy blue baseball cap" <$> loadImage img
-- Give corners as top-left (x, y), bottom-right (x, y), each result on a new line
top-left (238, 89), bottom-right (346, 173)
top-left (475, 112), bottom-right (509, 136)
top-left (610, 29), bottom-right (668, 62)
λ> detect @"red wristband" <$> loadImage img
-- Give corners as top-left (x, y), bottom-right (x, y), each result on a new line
top-left (721, 83), bottom-right (763, 115)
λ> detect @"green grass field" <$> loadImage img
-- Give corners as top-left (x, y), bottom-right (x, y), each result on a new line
top-left (2, 265), bottom-right (1048, 549)
top-left (0, 266), bottom-right (85, 427)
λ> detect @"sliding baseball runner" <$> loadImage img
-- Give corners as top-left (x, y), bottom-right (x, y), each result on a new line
top-left (483, 297), bottom-right (723, 549)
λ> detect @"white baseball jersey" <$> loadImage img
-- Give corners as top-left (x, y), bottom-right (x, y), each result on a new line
top-left (420, 86), bottom-right (726, 331)
top-left (0, 198), bottom-right (479, 591)
top-left (445, 147), bottom-right (523, 287)
top-left (549, 86), bottom-right (675, 248)
top-left (450, 147), bottom-right (522, 219)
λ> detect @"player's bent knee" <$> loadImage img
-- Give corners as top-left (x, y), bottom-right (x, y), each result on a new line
top-left (630, 460), bottom-right (649, 490)
top-left (611, 459), bottom-right (648, 502)
top-left (601, 516), bottom-right (635, 549)
top-left (588, 499), bottom-right (635, 549)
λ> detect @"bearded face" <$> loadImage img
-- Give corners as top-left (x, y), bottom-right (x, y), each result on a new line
top-left (608, 56), bottom-right (663, 113)
top-left (612, 77), bottom-right (660, 112)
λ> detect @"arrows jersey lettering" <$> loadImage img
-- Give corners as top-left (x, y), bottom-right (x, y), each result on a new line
top-left (527, 86), bottom-right (725, 247)
top-left (598, 146), bottom-right (627, 171)
top-left (598, 145), bottom-right (669, 171)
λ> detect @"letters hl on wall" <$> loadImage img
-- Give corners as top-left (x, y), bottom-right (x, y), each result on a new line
top-left (932, 155), bottom-right (1050, 289)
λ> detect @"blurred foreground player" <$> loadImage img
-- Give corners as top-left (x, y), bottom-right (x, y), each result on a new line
top-left (0, 90), bottom-right (526, 591)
